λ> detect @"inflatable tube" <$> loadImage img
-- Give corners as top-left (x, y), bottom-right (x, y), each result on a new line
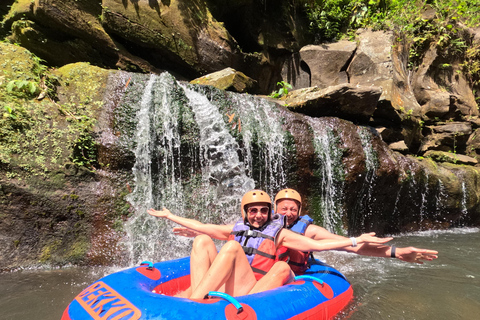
top-left (62, 256), bottom-right (353, 320)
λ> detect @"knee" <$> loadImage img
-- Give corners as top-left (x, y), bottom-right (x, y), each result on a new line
top-left (219, 240), bottom-right (243, 255)
top-left (192, 234), bottom-right (214, 250)
top-left (272, 261), bottom-right (294, 279)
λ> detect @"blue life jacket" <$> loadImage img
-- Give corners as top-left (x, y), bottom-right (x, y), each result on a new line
top-left (276, 215), bottom-right (314, 274)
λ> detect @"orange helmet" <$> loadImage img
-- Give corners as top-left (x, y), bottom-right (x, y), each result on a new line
top-left (274, 188), bottom-right (302, 216)
top-left (240, 189), bottom-right (272, 222)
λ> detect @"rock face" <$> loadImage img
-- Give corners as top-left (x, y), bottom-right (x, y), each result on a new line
top-left (0, 43), bottom-right (131, 270)
top-left (1, 0), bottom-right (311, 93)
top-left (278, 28), bottom-right (480, 167)
top-left (299, 41), bottom-right (356, 89)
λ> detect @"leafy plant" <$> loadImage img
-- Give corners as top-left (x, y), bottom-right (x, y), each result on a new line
top-left (270, 81), bottom-right (292, 99)
top-left (71, 132), bottom-right (98, 168)
top-left (6, 79), bottom-right (40, 97)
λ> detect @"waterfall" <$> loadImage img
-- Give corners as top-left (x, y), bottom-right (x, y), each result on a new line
top-left (125, 73), bottom-right (192, 264)
top-left (179, 84), bottom-right (255, 220)
top-left (113, 71), bottom-right (463, 265)
top-left (351, 126), bottom-right (379, 230)
top-left (306, 117), bottom-right (345, 233)
top-left (122, 73), bottom-right (288, 264)
top-left (222, 93), bottom-right (288, 196)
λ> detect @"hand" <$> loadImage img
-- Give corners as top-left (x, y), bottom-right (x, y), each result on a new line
top-left (173, 227), bottom-right (203, 238)
top-left (147, 207), bottom-right (171, 218)
top-left (358, 232), bottom-right (393, 245)
top-left (396, 247), bottom-right (439, 264)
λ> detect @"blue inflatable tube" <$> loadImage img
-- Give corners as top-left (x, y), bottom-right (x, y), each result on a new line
top-left (62, 256), bottom-right (353, 320)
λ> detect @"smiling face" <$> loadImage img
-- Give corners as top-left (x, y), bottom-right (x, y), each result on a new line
top-left (246, 202), bottom-right (270, 228)
top-left (276, 199), bottom-right (300, 226)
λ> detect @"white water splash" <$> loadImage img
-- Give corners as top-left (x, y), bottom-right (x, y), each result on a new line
top-left (352, 127), bottom-right (379, 229)
top-left (227, 94), bottom-right (287, 195)
top-left (180, 85), bottom-right (255, 223)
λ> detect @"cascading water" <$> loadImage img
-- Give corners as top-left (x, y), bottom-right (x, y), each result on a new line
top-left (122, 73), bottom-right (290, 264)
top-left (461, 181), bottom-right (468, 220)
top-left (125, 73), bottom-right (193, 264)
top-left (225, 94), bottom-right (288, 195)
top-left (351, 126), bottom-right (379, 231)
top-left (179, 84), bottom-right (255, 219)
top-left (306, 117), bottom-right (345, 233)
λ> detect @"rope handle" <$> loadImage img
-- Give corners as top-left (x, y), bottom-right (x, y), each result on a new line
top-left (140, 261), bottom-right (154, 270)
top-left (205, 291), bottom-right (244, 314)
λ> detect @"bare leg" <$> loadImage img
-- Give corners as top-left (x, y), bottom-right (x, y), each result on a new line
top-left (249, 261), bottom-right (294, 294)
top-left (189, 240), bottom-right (257, 299)
top-left (190, 235), bottom-right (219, 293)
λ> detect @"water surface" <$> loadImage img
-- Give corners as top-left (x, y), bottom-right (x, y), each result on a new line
top-left (0, 228), bottom-right (478, 320)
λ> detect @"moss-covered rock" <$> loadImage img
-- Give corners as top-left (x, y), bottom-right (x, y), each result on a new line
top-left (0, 43), bottom-right (130, 270)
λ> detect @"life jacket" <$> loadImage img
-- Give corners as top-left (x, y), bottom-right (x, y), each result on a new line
top-left (276, 215), bottom-right (314, 275)
top-left (228, 214), bottom-right (285, 280)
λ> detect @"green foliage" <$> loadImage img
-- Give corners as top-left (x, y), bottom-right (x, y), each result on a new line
top-left (269, 81), bottom-right (292, 98)
top-left (6, 79), bottom-right (40, 96)
top-left (71, 132), bottom-right (97, 167)
top-left (303, 1), bottom-right (480, 45)
top-left (303, 0), bottom-right (392, 42)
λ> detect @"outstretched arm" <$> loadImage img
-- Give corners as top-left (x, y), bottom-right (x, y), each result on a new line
top-left (147, 208), bottom-right (233, 240)
top-left (394, 247), bottom-right (438, 264)
top-left (305, 225), bottom-right (438, 263)
top-left (278, 229), bottom-right (393, 252)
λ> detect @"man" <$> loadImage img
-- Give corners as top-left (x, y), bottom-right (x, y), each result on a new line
top-left (274, 188), bottom-right (439, 273)
top-left (148, 189), bottom-right (393, 298)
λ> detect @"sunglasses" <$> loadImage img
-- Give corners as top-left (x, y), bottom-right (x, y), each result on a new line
top-left (247, 207), bottom-right (270, 214)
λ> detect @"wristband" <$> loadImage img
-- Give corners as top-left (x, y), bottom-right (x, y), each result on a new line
top-left (350, 237), bottom-right (357, 247)
top-left (390, 245), bottom-right (396, 258)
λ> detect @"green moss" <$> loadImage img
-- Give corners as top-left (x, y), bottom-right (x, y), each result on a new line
top-left (55, 62), bottom-right (109, 106)
top-left (0, 43), bottom-right (111, 178)
top-left (39, 240), bottom-right (61, 263)
top-left (66, 237), bottom-right (90, 263)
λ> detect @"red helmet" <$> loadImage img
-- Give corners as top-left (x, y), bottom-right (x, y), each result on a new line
top-left (274, 188), bottom-right (302, 216)
top-left (240, 189), bottom-right (272, 221)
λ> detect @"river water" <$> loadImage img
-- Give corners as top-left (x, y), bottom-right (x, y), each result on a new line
top-left (0, 228), bottom-right (478, 320)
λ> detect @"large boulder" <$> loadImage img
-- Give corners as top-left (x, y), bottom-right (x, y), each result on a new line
top-left (299, 41), bottom-right (356, 89)
top-left (347, 29), bottom-right (394, 101)
top-left (1, 0), bottom-right (314, 93)
top-left (284, 83), bottom-right (381, 122)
